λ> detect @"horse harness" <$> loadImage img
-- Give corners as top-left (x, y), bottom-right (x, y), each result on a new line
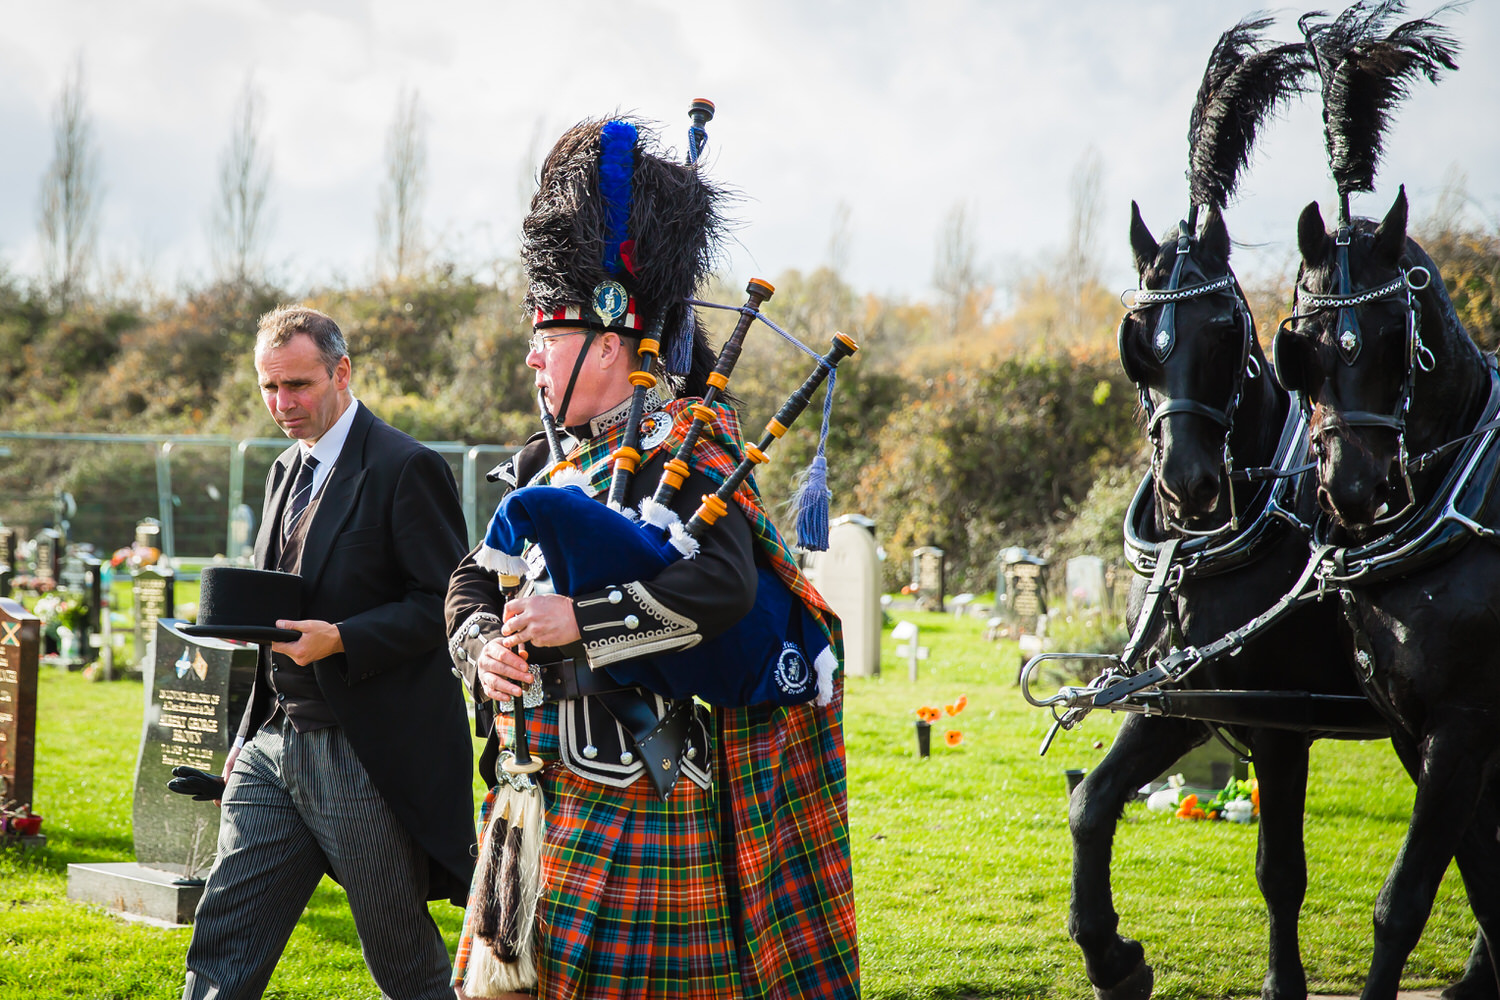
top-left (1120, 220), bottom-right (1260, 536)
top-left (1274, 223), bottom-right (1435, 529)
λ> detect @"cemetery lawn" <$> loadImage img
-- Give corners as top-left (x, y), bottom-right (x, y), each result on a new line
top-left (0, 612), bottom-right (1474, 999)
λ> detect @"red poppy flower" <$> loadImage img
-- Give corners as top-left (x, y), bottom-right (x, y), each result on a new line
top-left (945, 695), bottom-right (968, 716)
top-left (945, 730), bottom-right (963, 746)
top-left (916, 706), bottom-right (941, 724)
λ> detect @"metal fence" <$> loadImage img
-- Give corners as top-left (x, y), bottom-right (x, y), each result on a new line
top-left (0, 431), bottom-right (518, 562)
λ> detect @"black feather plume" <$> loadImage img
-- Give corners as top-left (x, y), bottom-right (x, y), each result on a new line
top-left (1300, 1), bottom-right (1460, 198)
top-left (1187, 15), bottom-right (1316, 211)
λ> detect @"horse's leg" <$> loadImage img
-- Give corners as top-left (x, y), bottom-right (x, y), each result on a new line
top-left (1384, 731), bottom-right (1500, 1000)
top-left (1070, 713), bottom-right (1204, 1000)
top-left (1251, 728), bottom-right (1312, 1000)
top-left (1441, 931), bottom-right (1498, 1000)
top-left (1362, 730), bottom-right (1486, 1000)
top-left (1443, 768), bottom-right (1500, 1000)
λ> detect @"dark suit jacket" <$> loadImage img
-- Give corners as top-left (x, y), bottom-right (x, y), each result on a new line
top-left (239, 402), bottom-right (474, 903)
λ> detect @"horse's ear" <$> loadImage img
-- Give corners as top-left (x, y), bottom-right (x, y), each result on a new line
top-left (1130, 201), bottom-right (1158, 276)
top-left (1198, 205), bottom-right (1230, 264)
top-left (1373, 185), bottom-right (1409, 268)
top-left (1298, 201), bottom-right (1329, 266)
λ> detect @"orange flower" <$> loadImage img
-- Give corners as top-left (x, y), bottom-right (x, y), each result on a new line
top-left (916, 706), bottom-right (941, 724)
top-left (945, 695), bottom-right (968, 716)
top-left (944, 730), bottom-right (963, 746)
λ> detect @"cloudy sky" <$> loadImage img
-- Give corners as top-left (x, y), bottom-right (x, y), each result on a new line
top-left (1, 0), bottom-right (1496, 304)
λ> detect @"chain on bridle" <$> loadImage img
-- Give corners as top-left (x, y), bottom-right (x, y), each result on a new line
top-left (1274, 222), bottom-right (1433, 529)
top-left (1120, 220), bottom-right (1259, 537)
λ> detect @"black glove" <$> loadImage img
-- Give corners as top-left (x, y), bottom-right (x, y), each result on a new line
top-left (168, 765), bottom-right (227, 801)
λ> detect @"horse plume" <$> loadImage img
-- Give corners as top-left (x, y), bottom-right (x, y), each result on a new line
top-left (1187, 15), bottom-right (1316, 212)
top-left (1299, 0), bottom-right (1460, 200)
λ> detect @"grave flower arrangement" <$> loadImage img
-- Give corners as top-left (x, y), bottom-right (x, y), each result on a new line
top-left (915, 694), bottom-right (968, 749)
top-left (1148, 774), bottom-right (1258, 823)
top-left (32, 593), bottom-right (87, 632)
top-left (2, 800), bottom-right (44, 838)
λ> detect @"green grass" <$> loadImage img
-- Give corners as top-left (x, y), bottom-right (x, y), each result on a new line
top-left (0, 612), bottom-right (1475, 999)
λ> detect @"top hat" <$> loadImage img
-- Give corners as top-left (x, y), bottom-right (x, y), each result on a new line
top-left (180, 566), bottom-right (302, 644)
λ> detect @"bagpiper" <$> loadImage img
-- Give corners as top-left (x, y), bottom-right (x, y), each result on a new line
top-left (445, 109), bottom-right (859, 999)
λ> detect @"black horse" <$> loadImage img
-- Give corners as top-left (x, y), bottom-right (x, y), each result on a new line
top-left (1061, 20), bottom-right (1393, 1000)
top-left (1275, 185), bottom-right (1500, 1000)
top-left (1070, 199), bottom-right (1379, 1000)
top-left (1265, 4), bottom-right (1498, 995)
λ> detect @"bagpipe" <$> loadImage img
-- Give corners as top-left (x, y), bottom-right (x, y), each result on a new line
top-left (475, 97), bottom-right (860, 721)
top-left (481, 312), bottom-right (857, 708)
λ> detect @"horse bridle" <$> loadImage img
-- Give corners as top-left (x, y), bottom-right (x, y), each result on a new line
top-left (1120, 220), bottom-right (1258, 536)
top-left (1274, 223), bottom-right (1433, 529)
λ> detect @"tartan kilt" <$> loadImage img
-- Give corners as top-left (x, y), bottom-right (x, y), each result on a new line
top-left (717, 675), bottom-right (860, 999)
top-left (455, 702), bottom-right (741, 999)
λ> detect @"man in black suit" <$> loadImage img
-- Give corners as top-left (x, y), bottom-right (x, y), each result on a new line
top-left (183, 306), bottom-right (473, 1000)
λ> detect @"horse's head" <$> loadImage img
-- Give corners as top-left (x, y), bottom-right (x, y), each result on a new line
top-left (1121, 202), bottom-right (1260, 530)
top-left (1273, 187), bottom-right (1436, 531)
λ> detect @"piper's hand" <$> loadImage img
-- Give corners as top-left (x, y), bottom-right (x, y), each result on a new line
top-left (476, 638), bottom-right (533, 701)
top-left (501, 594), bottom-right (580, 649)
top-left (271, 619), bottom-right (344, 666)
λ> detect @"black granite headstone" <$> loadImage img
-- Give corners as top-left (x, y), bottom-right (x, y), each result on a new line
top-left (0, 525), bottom-right (16, 573)
top-left (131, 619), bottom-right (255, 879)
top-left (33, 528), bottom-right (62, 582)
top-left (911, 546), bottom-right (946, 612)
top-left (132, 567), bottom-right (175, 670)
top-left (0, 566), bottom-right (11, 600)
top-left (1000, 547), bottom-right (1050, 635)
top-left (0, 597), bottom-right (41, 809)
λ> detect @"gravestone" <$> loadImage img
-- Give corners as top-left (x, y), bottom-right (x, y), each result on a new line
top-left (0, 566), bottom-right (11, 600)
top-left (0, 598), bottom-right (41, 812)
top-left (1065, 556), bottom-right (1106, 609)
top-left (132, 567), bottom-right (175, 670)
top-left (67, 619), bottom-right (256, 924)
top-left (0, 523), bottom-right (16, 573)
top-left (911, 546), bottom-right (945, 612)
top-left (1000, 547), bottom-right (1049, 635)
top-left (33, 528), bottom-right (62, 582)
top-left (59, 551), bottom-right (102, 666)
top-left (1157, 739), bottom-right (1249, 790)
top-left (803, 515), bottom-right (882, 678)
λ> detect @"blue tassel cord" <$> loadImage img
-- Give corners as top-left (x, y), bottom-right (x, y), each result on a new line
top-left (665, 309), bottom-right (696, 375)
top-left (793, 369), bottom-right (836, 551)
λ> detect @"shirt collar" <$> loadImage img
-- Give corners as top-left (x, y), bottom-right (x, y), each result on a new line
top-left (300, 396), bottom-right (360, 467)
top-left (567, 387), bottom-right (667, 441)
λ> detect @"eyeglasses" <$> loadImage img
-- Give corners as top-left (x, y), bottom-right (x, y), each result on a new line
top-left (528, 330), bottom-right (589, 354)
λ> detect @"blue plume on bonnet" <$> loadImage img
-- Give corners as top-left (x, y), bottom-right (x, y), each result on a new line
top-left (598, 121), bottom-right (637, 276)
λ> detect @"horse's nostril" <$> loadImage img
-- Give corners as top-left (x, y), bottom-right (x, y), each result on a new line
top-left (1189, 473), bottom-right (1220, 507)
top-left (1317, 486), bottom-right (1336, 516)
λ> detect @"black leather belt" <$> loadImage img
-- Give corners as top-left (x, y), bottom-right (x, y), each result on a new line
top-left (537, 656), bottom-right (693, 799)
top-left (539, 656), bottom-right (634, 701)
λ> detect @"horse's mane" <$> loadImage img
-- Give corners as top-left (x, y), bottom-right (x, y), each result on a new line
top-left (1299, 1), bottom-right (1460, 198)
top-left (1187, 15), bottom-right (1316, 211)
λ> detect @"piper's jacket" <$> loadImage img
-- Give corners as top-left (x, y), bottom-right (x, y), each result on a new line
top-left (444, 402), bottom-right (757, 787)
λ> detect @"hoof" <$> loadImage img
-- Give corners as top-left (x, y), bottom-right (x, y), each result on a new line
top-left (1096, 960), bottom-right (1155, 1000)
top-left (1442, 979), bottom-right (1500, 1000)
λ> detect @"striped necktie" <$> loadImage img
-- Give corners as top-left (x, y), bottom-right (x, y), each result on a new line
top-left (282, 455), bottom-right (320, 540)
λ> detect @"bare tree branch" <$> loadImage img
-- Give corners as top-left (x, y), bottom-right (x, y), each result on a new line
top-left (37, 55), bottom-right (101, 309)
top-left (933, 201), bottom-right (986, 339)
top-left (1061, 147), bottom-right (1104, 337)
top-left (210, 77), bottom-right (273, 288)
top-left (377, 86), bottom-right (426, 281)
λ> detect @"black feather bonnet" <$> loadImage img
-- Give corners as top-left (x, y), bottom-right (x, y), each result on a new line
top-left (522, 117), bottom-right (727, 378)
